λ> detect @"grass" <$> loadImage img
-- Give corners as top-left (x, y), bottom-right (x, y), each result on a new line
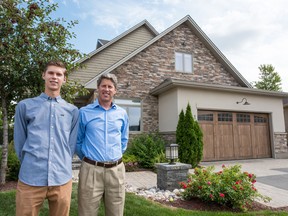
top-left (0, 183), bottom-right (287, 216)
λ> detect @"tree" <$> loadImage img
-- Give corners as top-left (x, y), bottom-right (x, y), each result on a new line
top-left (253, 64), bottom-right (282, 91)
top-left (176, 103), bottom-right (203, 168)
top-left (176, 110), bottom-right (185, 162)
top-left (0, 0), bottom-right (88, 184)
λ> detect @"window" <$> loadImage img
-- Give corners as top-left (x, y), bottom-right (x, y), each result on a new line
top-left (237, 113), bottom-right (250, 123)
top-left (175, 52), bottom-right (192, 73)
top-left (218, 112), bottom-right (232, 122)
top-left (114, 99), bottom-right (141, 132)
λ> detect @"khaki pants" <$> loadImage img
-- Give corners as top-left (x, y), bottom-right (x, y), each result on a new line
top-left (16, 179), bottom-right (72, 216)
top-left (78, 161), bottom-right (125, 216)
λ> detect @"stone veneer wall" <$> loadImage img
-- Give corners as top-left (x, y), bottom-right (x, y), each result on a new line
top-left (111, 23), bottom-right (240, 135)
top-left (274, 132), bottom-right (288, 158)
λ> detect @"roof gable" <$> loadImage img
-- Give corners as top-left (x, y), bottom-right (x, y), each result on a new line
top-left (85, 15), bottom-right (251, 89)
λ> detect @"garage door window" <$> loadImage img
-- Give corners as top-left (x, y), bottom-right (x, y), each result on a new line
top-left (254, 115), bottom-right (267, 123)
top-left (218, 113), bottom-right (232, 121)
top-left (237, 113), bottom-right (250, 122)
top-left (198, 113), bottom-right (213, 121)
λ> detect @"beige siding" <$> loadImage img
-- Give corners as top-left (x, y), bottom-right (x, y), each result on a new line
top-left (69, 26), bottom-right (155, 86)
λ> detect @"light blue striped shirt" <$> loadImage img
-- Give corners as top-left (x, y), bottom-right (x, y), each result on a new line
top-left (76, 99), bottom-right (129, 162)
top-left (14, 93), bottom-right (79, 186)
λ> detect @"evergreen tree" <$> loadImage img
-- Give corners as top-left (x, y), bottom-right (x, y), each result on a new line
top-left (176, 110), bottom-right (185, 162)
top-left (176, 103), bottom-right (204, 168)
top-left (253, 64), bottom-right (282, 91)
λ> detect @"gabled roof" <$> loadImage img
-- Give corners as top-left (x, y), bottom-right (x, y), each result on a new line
top-left (96, 39), bottom-right (110, 49)
top-left (76, 19), bottom-right (159, 65)
top-left (85, 15), bottom-right (252, 89)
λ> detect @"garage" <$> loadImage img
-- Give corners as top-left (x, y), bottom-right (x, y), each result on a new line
top-left (198, 110), bottom-right (271, 161)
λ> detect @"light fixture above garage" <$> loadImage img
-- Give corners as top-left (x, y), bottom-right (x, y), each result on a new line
top-left (236, 98), bottom-right (250, 105)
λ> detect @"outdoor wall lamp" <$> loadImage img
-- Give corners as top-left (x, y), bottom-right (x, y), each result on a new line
top-left (236, 98), bottom-right (250, 105)
top-left (165, 144), bottom-right (178, 165)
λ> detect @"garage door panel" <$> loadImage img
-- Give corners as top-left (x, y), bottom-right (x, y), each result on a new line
top-left (254, 125), bottom-right (271, 157)
top-left (200, 124), bottom-right (215, 160)
top-left (216, 124), bottom-right (235, 159)
top-left (237, 125), bottom-right (253, 158)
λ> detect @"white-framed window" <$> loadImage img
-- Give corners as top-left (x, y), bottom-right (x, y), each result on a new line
top-left (114, 99), bottom-right (141, 132)
top-left (175, 52), bottom-right (193, 73)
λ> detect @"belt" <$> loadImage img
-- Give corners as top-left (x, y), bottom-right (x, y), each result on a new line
top-left (83, 157), bottom-right (122, 168)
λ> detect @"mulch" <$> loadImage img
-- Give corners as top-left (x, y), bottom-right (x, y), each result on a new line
top-left (156, 198), bottom-right (288, 212)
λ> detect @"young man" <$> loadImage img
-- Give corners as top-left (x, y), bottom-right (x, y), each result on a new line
top-left (76, 73), bottom-right (129, 216)
top-left (14, 60), bottom-right (79, 216)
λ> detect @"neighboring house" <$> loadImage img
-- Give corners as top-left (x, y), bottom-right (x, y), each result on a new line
top-left (70, 15), bottom-right (288, 161)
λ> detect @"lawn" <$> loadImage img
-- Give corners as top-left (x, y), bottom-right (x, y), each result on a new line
top-left (0, 183), bottom-right (287, 216)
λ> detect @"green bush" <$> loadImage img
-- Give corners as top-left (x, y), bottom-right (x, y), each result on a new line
top-left (179, 164), bottom-right (271, 212)
top-left (0, 141), bottom-right (20, 181)
top-left (122, 153), bottom-right (139, 172)
top-left (176, 103), bottom-right (203, 168)
top-left (126, 133), bottom-right (167, 169)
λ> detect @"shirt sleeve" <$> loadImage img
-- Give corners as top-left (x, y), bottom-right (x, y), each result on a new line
top-left (121, 110), bottom-right (129, 153)
top-left (69, 107), bottom-right (79, 156)
top-left (76, 110), bottom-right (85, 160)
top-left (13, 102), bottom-right (27, 162)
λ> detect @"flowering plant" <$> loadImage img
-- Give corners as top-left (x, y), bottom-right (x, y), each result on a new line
top-left (179, 164), bottom-right (271, 211)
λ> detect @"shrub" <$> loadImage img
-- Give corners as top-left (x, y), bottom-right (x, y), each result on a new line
top-left (126, 133), bottom-right (167, 169)
top-left (179, 164), bottom-right (271, 212)
top-left (176, 103), bottom-right (203, 168)
top-left (122, 153), bottom-right (139, 172)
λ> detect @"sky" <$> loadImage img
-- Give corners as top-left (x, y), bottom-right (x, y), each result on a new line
top-left (52, 0), bottom-right (288, 91)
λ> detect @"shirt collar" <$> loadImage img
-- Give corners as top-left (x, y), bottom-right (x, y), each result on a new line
top-left (40, 93), bottom-right (62, 103)
top-left (92, 99), bottom-right (117, 109)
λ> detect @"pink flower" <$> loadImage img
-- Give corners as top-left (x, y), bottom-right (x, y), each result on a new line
top-left (217, 171), bottom-right (223, 175)
top-left (222, 164), bottom-right (226, 168)
top-left (252, 179), bottom-right (256, 184)
top-left (209, 194), bottom-right (213, 199)
top-left (179, 182), bottom-right (187, 189)
top-left (207, 181), bottom-right (211, 185)
top-left (219, 193), bottom-right (225, 198)
top-left (248, 173), bottom-right (253, 178)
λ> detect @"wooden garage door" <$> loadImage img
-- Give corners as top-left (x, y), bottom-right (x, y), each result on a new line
top-left (198, 110), bottom-right (271, 161)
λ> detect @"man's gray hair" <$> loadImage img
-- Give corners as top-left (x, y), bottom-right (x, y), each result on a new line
top-left (97, 73), bottom-right (118, 89)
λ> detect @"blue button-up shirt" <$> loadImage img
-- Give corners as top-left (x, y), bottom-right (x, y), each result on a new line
top-left (14, 93), bottom-right (79, 186)
top-left (76, 99), bottom-right (129, 162)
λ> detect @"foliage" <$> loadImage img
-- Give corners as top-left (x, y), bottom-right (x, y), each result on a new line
top-left (177, 103), bottom-right (203, 168)
top-left (179, 164), bottom-right (271, 212)
top-left (122, 153), bottom-right (139, 172)
top-left (126, 133), bottom-right (167, 169)
top-left (0, 0), bottom-right (88, 184)
top-left (0, 141), bottom-right (20, 181)
top-left (176, 109), bottom-right (185, 162)
top-left (253, 64), bottom-right (282, 91)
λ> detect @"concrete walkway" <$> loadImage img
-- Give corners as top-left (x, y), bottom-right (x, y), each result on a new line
top-left (73, 158), bottom-right (288, 208)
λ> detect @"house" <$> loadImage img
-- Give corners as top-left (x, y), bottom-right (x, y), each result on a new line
top-left (69, 15), bottom-right (288, 161)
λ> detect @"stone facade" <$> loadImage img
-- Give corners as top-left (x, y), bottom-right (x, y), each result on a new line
top-left (155, 162), bottom-right (192, 191)
top-left (274, 132), bottom-right (288, 158)
top-left (111, 23), bottom-right (240, 134)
